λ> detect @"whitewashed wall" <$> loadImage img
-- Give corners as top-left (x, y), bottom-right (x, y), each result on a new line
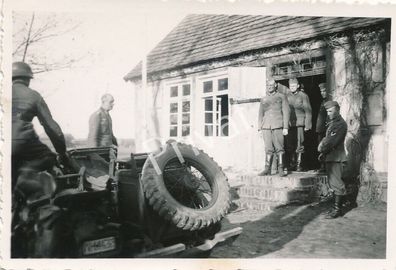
top-left (131, 67), bottom-right (267, 172)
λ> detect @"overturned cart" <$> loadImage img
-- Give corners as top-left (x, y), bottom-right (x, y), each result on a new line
top-left (17, 142), bottom-right (242, 258)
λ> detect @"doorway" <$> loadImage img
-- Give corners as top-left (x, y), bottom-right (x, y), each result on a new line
top-left (277, 74), bottom-right (326, 171)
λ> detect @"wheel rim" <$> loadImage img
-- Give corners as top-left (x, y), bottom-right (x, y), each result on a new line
top-left (162, 157), bottom-right (217, 210)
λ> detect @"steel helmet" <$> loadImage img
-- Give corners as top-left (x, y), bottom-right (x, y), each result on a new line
top-left (12, 62), bottom-right (33, 79)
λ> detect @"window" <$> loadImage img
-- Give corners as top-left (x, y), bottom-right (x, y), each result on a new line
top-left (168, 83), bottom-right (191, 137)
top-left (272, 56), bottom-right (327, 78)
top-left (201, 77), bottom-right (229, 137)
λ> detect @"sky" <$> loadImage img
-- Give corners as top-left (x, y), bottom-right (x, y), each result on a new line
top-left (13, 9), bottom-right (187, 139)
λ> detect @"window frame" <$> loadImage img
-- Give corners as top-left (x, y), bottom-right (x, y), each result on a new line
top-left (166, 79), bottom-right (193, 138)
top-left (197, 73), bottom-right (230, 138)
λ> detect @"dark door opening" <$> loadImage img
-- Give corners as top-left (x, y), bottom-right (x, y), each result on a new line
top-left (277, 74), bottom-right (326, 171)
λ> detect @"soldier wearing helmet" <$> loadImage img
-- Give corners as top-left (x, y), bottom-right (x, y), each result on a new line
top-left (12, 62), bottom-right (67, 189)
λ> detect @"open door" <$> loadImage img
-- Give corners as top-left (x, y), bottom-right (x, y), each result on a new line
top-left (228, 67), bottom-right (267, 172)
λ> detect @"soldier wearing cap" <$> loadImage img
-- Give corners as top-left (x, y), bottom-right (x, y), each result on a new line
top-left (258, 79), bottom-right (290, 177)
top-left (316, 82), bottom-right (330, 172)
top-left (12, 62), bottom-right (67, 189)
top-left (318, 100), bottom-right (348, 219)
top-left (285, 77), bottom-right (312, 172)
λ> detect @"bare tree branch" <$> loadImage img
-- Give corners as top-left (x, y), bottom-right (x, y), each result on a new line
top-left (22, 13), bottom-right (35, 62)
top-left (13, 12), bottom-right (86, 74)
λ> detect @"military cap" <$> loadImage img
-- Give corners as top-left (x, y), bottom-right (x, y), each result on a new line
top-left (289, 77), bottom-right (299, 84)
top-left (266, 78), bottom-right (276, 84)
top-left (324, 100), bottom-right (339, 109)
top-left (318, 82), bottom-right (327, 89)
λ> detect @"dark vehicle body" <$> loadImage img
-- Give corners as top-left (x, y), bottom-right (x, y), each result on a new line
top-left (12, 144), bottom-right (241, 258)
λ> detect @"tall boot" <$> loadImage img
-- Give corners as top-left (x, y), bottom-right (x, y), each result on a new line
top-left (296, 153), bottom-right (303, 172)
top-left (325, 195), bottom-right (343, 219)
top-left (258, 154), bottom-right (273, 176)
top-left (289, 153), bottom-right (296, 171)
top-left (272, 154), bottom-right (278, 175)
top-left (278, 153), bottom-right (287, 177)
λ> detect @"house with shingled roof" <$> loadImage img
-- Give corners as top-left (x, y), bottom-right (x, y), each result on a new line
top-left (124, 14), bottom-right (390, 187)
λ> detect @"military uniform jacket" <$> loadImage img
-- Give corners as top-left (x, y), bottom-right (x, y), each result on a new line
top-left (12, 80), bottom-right (66, 154)
top-left (316, 99), bottom-right (329, 133)
top-left (286, 91), bottom-right (312, 129)
top-left (258, 91), bottom-right (290, 130)
top-left (88, 108), bottom-right (118, 147)
top-left (318, 114), bottom-right (347, 162)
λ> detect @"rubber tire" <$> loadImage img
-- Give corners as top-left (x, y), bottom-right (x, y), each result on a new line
top-left (141, 142), bottom-right (231, 231)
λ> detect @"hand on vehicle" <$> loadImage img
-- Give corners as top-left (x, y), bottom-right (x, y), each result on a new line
top-left (283, 128), bottom-right (288, 136)
top-left (52, 165), bottom-right (63, 176)
top-left (58, 152), bottom-right (71, 169)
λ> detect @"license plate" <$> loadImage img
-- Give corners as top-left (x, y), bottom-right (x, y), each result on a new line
top-left (82, 236), bottom-right (116, 255)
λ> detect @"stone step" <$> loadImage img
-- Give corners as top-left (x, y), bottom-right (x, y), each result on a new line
top-left (233, 198), bottom-right (281, 211)
top-left (231, 172), bottom-right (327, 189)
top-left (235, 185), bottom-right (314, 203)
top-left (228, 172), bottom-right (328, 212)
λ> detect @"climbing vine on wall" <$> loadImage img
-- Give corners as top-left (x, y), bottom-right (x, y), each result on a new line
top-left (325, 28), bottom-right (388, 202)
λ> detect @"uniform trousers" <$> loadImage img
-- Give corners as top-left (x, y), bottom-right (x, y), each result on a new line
top-left (285, 126), bottom-right (305, 154)
top-left (325, 162), bottom-right (347, 196)
top-left (12, 138), bottom-right (57, 189)
top-left (262, 128), bottom-right (284, 155)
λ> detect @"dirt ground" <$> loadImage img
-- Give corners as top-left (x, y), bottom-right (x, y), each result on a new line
top-left (211, 201), bottom-right (387, 258)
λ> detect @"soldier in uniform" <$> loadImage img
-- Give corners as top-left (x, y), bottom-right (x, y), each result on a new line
top-left (316, 82), bottom-right (330, 172)
top-left (258, 79), bottom-right (290, 177)
top-left (12, 62), bottom-right (67, 189)
top-left (318, 101), bottom-right (348, 219)
top-left (88, 94), bottom-right (118, 148)
top-left (285, 77), bottom-right (312, 172)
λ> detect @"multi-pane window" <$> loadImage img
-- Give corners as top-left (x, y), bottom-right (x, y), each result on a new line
top-left (201, 77), bottom-right (229, 137)
top-left (169, 83), bottom-right (191, 137)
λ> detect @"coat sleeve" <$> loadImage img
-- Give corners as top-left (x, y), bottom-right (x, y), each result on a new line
top-left (87, 112), bottom-right (100, 147)
top-left (258, 98), bottom-right (264, 130)
top-left (303, 93), bottom-right (312, 130)
top-left (112, 135), bottom-right (118, 146)
top-left (282, 94), bottom-right (290, 129)
top-left (318, 121), bottom-right (347, 154)
top-left (36, 97), bottom-right (67, 155)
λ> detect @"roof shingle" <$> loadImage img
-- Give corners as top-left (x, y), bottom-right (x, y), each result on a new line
top-left (124, 14), bottom-right (389, 81)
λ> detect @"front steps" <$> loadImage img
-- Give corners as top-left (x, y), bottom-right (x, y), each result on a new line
top-left (229, 172), bottom-right (328, 211)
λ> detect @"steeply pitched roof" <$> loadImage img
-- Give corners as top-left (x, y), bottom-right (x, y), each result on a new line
top-left (124, 14), bottom-right (389, 81)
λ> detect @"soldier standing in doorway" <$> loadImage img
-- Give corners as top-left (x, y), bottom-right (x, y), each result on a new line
top-left (285, 77), bottom-right (312, 172)
top-left (318, 100), bottom-right (348, 219)
top-left (316, 82), bottom-right (330, 172)
top-left (258, 79), bottom-right (290, 177)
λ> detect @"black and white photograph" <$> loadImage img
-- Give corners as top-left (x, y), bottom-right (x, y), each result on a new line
top-left (1, 0), bottom-right (396, 269)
